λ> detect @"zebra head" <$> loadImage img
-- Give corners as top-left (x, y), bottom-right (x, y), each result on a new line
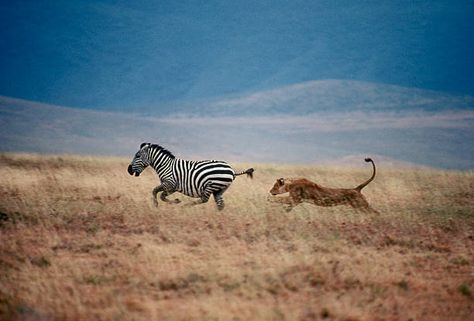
top-left (128, 143), bottom-right (151, 177)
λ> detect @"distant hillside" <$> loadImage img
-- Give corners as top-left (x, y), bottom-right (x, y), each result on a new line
top-left (162, 80), bottom-right (474, 117)
top-left (1, 80), bottom-right (473, 169)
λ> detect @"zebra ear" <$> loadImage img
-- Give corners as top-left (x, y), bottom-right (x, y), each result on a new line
top-left (140, 142), bottom-right (149, 149)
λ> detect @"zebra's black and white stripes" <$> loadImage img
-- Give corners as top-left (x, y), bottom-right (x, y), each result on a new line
top-left (127, 143), bottom-right (254, 210)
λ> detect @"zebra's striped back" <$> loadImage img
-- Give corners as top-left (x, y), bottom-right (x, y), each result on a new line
top-left (172, 159), bottom-right (234, 198)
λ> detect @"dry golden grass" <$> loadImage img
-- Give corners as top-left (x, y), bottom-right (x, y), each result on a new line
top-left (0, 153), bottom-right (473, 321)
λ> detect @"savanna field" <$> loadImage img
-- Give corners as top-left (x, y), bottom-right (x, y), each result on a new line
top-left (0, 153), bottom-right (473, 321)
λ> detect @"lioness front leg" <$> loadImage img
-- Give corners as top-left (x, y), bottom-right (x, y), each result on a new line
top-left (269, 196), bottom-right (298, 212)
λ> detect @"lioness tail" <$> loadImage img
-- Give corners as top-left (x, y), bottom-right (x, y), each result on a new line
top-left (355, 158), bottom-right (376, 191)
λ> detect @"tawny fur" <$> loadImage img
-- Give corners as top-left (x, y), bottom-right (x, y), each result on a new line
top-left (269, 158), bottom-right (379, 214)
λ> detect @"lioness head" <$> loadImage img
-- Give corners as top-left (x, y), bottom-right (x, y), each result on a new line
top-left (270, 178), bottom-right (289, 195)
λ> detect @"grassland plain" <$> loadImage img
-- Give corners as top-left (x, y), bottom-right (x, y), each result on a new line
top-left (0, 153), bottom-right (472, 321)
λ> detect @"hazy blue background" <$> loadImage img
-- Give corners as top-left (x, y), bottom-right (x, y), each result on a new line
top-left (1, 1), bottom-right (473, 169)
top-left (1, 1), bottom-right (474, 111)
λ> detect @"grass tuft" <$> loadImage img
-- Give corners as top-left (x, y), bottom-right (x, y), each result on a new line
top-left (458, 284), bottom-right (471, 297)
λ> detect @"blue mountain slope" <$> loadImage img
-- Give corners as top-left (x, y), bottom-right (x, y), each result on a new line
top-left (1, 80), bottom-right (473, 169)
top-left (159, 80), bottom-right (474, 116)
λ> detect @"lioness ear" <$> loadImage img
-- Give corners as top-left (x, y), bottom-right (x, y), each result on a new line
top-left (278, 178), bottom-right (285, 185)
top-left (140, 142), bottom-right (149, 149)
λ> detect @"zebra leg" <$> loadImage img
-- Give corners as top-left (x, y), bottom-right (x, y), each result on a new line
top-left (152, 185), bottom-right (165, 207)
top-left (160, 190), bottom-right (181, 204)
top-left (197, 192), bottom-right (211, 204)
top-left (213, 187), bottom-right (228, 211)
top-left (187, 186), bottom-right (212, 207)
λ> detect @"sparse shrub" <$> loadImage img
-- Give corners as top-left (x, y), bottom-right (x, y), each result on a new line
top-left (397, 280), bottom-right (409, 290)
top-left (30, 256), bottom-right (50, 268)
top-left (83, 275), bottom-right (111, 285)
top-left (0, 211), bottom-right (9, 222)
top-left (320, 307), bottom-right (330, 319)
top-left (449, 256), bottom-right (469, 266)
top-left (86, 222), bottom-right (100, 234)
top-left (307, 275), bottom-right (325, 288)
top-left (458, 284), bottom-right (471, 297)
top-left (220, 281), bottom-right (241, 292)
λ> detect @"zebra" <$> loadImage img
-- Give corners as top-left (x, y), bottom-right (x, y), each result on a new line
top-left (127, 143), bottom-right (254, 210)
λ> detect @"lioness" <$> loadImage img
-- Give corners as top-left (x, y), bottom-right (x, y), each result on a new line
top-left (269, 158), bottom-right (379, 213)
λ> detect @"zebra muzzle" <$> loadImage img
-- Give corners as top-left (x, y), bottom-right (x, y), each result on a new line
top-left (127, 165), bottom-right (137, 176)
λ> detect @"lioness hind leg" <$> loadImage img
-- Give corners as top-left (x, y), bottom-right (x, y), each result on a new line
top-left (350, 195), bottom-right (379, 214)
top-left (366, 205), bottom-right (380, 215)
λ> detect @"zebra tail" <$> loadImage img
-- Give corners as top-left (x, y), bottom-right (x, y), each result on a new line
top-left (235, 168), bottom-right (254, 179)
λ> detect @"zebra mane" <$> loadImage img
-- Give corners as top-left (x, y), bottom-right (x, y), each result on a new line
top-left (149, 144), bottom-right (175, 159)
